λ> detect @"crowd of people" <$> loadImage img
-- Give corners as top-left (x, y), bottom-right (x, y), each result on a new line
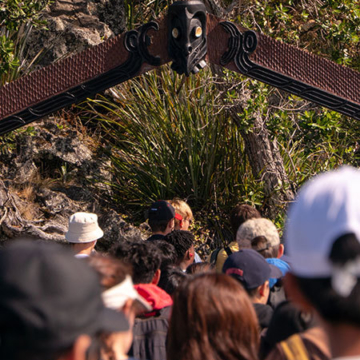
top-left (1, 166), bottom-right (360, 360)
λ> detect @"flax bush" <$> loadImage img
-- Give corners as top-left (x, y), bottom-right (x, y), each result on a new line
top-left (84, 66), bottom-right (264, 211)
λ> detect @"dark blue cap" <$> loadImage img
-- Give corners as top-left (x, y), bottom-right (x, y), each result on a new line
top-left (222, 249), bottom-right (282, 290)
top-left (148, 200), bottom-right (175, 221)
top-left (266, 258), bottom-right (290, 288)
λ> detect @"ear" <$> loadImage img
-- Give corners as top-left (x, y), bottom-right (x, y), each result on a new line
top-left (168, 218), bottom-right (175, 231)
top-left (284, 273), bottom-right (314, 312)
top-left (62, 335), bottom-right (91, 360)
top-left (122, 298), bottom-right (134, 317)
top-left (151, 268), bottom-right (161, 285)
top-left (277, 244), bottom-right (284, 258)
top-left (185, 249), bottom-right (194, 261)
top-left (258, 281), bottom-right (269, 296)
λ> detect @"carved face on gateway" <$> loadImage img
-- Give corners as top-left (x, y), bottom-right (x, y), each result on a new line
top-left (168, 1), bottom-right (207, 76)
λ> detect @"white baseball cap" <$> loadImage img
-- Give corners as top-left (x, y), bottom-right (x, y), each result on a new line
top-left (286, 166), bottom-right (360, 280)
top-left (102, 275), bottom-right (152, 312)
top-left (65, 212), bottom-right (104, 243)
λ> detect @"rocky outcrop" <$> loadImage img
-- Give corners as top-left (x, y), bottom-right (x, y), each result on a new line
top-left (0, 120), bottom-right (144, 249)
top-left (27, 0), bottom-right (126, 67)
top-left (0, 0), bottom-right (148, 249)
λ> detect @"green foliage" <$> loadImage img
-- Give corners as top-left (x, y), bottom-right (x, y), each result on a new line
top-left (0, 0), bottom-right (50, 85)
top-left (81, 0), bottom-right (360, 238)
top-left (124, 0), bottom-right (171, 29)
top-left (1, 0), bottom-right (359, 247)
top-left (0, 125), bottom-right (36, 156)
top-left (235, 0), bottom-right (360, 191)
top-left (240, 0), bottom-right (360, 69)
top-left (83, 67), bottom-right (259, 210)
top-left (0, 0), bottom-right (48, 29)
top-left (269, 100), bottom-right (360, 186)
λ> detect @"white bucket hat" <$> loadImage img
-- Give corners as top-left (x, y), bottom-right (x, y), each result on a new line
top-left (65, 212), bottom-right (104, 243)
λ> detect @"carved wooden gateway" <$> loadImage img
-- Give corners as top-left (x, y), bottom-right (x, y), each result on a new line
top-left (0, 0), bottom-right (359, 135)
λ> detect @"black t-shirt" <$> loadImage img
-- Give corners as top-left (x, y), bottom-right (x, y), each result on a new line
top-left (147, 234), bottom-right (166, 242)
top-left (253, 303), bottom-right (274, 330)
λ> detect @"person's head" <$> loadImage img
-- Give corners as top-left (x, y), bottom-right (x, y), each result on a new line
top-left (88, 254), bottom-right (152, 360)
top-left (164, 230), bottom-right (195, 270)
top-left (237, 218), bottom-right (283, 258)
top-left (168, 199), bottom-right (194, 230)
top-left (223, 249), bottom-right (282, 304)
top-left (150, 239), bottom-right (178, 269)
top-left (230, 204), bottom-right (261, 237)
top-left (167, 273), bottom-right (259, 360)
top-left (158, 266), bottom-right (188, 296)
top-left (65, 212), bottom-right (104, 255)
top-left (285, 166), bottom-right (360, 328)
top-left (186, 262), bottom-right (214, 275)
top-left (87, 254), bottom-right (151, 314)
top-left (88, 253), bottom-right (132, 290)
top-left (0, 241), bottom-right (128, 360)
top-left (111, 241), bottom-right (162, 285)
top-left (148, 200), bottom-right (176, 235)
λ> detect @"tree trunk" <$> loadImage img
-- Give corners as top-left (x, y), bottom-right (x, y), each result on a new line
top-left (235, 111), bottom-right (295, 218)
top-left (204, 0), bottom-right (295, 218)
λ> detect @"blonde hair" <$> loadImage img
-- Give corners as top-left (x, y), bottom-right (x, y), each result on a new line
top-left (168, 199), bottom-right (193, 227)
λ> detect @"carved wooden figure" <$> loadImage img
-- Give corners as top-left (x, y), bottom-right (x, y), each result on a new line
top-left (0, 0), bottom-right (359, 135)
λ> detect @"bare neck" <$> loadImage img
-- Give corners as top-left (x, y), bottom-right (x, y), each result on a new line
top-left (325, 322), bottom-right (360, 358)
top-left (152, 231), bottom-right (167, 236)
top-left (72, 241), bottom-right (95, 256)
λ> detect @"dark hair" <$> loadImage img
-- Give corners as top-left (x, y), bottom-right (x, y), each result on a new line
top-left (158, 266), bottom-right (187, 295)
top-left (150, 239), bottom-right (177, 269)
top-left (149, 219), bottom-right (171, 233)
top-left (296, 233), bottom-right (360, 325)
top-left (87, 254), bottom-right (132, 290)
top-left (228, 275), bottom-right (260, 298)
top-left (240, 283), bottom-right (259, 298)
top-left (186, 262), bottom-right (214, 275)
top-left (167, 273), bottom-right (259, 360)
top-left (230, 204), bottom-right (261, 237)
top-left (1, 346), bottom-right (74, 360)
top-left (251, 236), bottom-right (279, 259)
top-left (111, 241), bottom-right (161, 284)
top-left (164, 230), bottom-right (194, 265)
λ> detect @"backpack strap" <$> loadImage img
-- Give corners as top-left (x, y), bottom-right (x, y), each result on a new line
top-left (224, 246), bottom-right (233, 256)
top-left (210, 248), bottom-right (222, 265)
top-left (280, 334), bottom-right (309, 360)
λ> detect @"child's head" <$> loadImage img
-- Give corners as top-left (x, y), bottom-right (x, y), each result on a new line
top-left (164, 230), bottom-right (195, 270)
top-left (168, 199), bottom-right (193, 230)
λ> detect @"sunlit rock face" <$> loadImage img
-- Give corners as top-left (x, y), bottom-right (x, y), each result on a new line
top-left (0, 121), bottom-right (143, 248)
top-left (26, 0), bottom-right (126, 68)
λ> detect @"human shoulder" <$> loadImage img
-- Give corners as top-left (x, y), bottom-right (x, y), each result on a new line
top-left (214, 241), bottom-right (239, 272)
top-left (265, 329), bottom-right (330, 360)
